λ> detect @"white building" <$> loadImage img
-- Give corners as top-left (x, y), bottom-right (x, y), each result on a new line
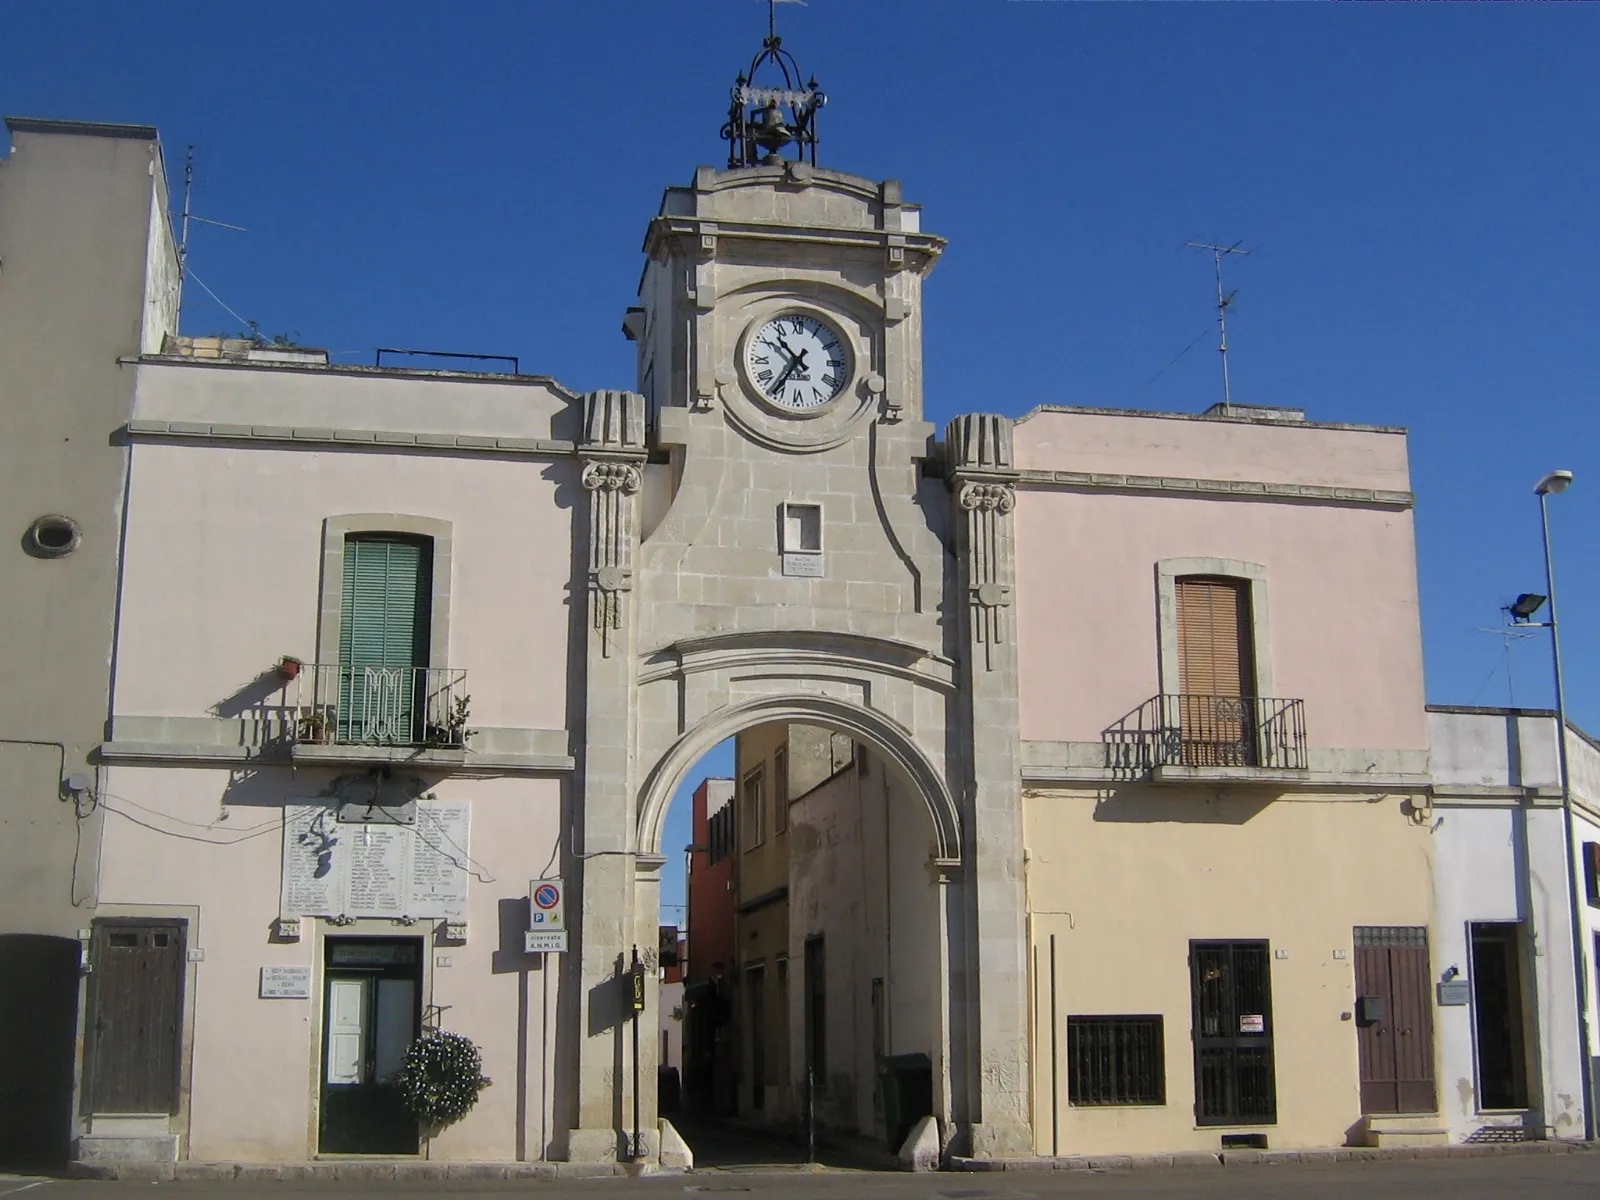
top-left (1429, 705), bottom-right (1600, 1143)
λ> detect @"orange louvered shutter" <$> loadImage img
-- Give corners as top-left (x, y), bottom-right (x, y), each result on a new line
top-left (1177, 577), bottom-right (1253, 697)
top-left (1175, 578), bottom-right (1256, 766)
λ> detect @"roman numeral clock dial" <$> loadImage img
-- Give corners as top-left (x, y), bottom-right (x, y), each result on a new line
top-left (744, 313), bottom-right (853, 411)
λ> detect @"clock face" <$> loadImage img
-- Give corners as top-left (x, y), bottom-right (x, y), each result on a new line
top-left (744, 313), bottom-right (853, 411)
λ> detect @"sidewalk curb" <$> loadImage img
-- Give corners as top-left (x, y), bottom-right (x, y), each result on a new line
top-left (950, 1139), bottom-right (1598, 1172)
top-left (65, 1138), bottom-right (1598, 1182)
top-left (67, 1160), bottom-right (625, 1183)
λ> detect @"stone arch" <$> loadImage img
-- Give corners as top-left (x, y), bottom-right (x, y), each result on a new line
top-left (636, 691), bottom-right (962, 862)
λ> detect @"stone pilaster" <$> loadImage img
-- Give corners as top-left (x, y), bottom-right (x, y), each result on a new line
top-left (566, 389), bottom-right (648, 1162)
top-left (945, 413), bottom-right (1033, 1158)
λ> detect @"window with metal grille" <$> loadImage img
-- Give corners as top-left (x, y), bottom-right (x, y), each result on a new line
top-left (1067, 1015), bottom-right (1165, 1106)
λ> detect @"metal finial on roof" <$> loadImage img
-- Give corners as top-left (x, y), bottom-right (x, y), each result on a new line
top-left (721, 1), bottom-right (825, 169)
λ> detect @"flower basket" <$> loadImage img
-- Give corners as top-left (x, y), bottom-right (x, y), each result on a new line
top-left (392, 1029), bottom-right (491, 1131)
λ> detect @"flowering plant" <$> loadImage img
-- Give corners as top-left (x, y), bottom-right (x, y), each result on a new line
top-left (392, 1029), bottom-right (491, 1128)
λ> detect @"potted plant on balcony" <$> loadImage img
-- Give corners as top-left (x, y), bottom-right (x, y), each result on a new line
top-left (297, 706), bottom-right (334, 745)
top-left (276, 655), bottom-right (303, 681)
top-left (424, 695), bottom-right (472, 749)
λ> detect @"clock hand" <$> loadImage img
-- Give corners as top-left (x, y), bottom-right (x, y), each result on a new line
top-left (771, 355), bottom-right (802, 395)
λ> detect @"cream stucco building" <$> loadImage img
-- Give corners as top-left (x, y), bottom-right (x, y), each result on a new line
top-left (5, 78), bottom-right (1592, 1175)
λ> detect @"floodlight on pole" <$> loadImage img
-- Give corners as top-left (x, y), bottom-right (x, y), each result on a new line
top-left (1508, 593), bottom-right (1549, 622)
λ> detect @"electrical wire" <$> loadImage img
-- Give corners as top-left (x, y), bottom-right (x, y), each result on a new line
top-left (1119, 326), bottom-right (1214, 406)
top-left (183, 268), bottom-right (251, 329)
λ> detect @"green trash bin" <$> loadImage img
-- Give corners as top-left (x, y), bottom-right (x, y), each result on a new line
top-left (878, 1052), bottom-right (933, 1152)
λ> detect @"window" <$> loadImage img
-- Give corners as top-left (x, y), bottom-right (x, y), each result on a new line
top-left (338, 535), bottom-right (433, 744)
top-left (774, 747), bottom-right (789, 834)
top-left (1191, 940), bottom-right (1276, 1126)
top-left (1585, 843), bottom-right (1600, 907)
top-left (779, 502), bottom-right (823, 578)
top-left (315, 515), bottom-right (453, 749)
top-left (1176, 576), bottom-right (1256, 767)
top-left (1067, 1016), bottom-right (1165, 1106)
top-left (742, 767), bottom-right (766, 852)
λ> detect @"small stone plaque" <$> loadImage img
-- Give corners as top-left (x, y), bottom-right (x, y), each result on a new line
top-left (782, 552), bottom-right (824, 578)
top-left (260, 965), bottom-right (312, 999)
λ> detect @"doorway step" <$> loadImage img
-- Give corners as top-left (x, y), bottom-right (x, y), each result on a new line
top-left (1355, 1113), bottom-right (1449, 1147)
top-left (75, 1116), bottom-right (178, 1166)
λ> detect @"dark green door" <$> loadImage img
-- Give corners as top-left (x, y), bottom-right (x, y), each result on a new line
top-left (338, 537), bottom-right (431, 744)
top-left (318, 938), bottom-right (421, 1154)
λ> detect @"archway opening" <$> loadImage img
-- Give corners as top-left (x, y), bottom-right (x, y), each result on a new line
top-left (651, 718), bottom-right (947, 1168)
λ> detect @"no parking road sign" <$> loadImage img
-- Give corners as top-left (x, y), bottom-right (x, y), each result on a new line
top-left (525, 877), bottom-right (568, 953)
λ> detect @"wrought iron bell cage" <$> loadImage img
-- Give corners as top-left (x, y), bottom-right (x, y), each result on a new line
top-left (722, 35), bottom-right (825, 170)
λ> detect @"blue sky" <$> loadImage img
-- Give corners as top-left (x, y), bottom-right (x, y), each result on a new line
top-left (7, 1), bottom-right (1597, 915)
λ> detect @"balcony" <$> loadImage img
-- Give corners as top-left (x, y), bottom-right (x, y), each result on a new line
top-left (1104, 694), bottom-right (1308, 778)
top-left (290, 663), bottom-right (469, 750)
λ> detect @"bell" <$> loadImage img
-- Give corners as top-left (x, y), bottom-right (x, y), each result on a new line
top-left (753, 100), bottom-right (792, 163)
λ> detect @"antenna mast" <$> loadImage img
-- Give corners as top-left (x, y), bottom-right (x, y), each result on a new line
top-left (1187, 241), bottom-right (1250, 408)
top-left (179, 145), bottom-right (194, 280)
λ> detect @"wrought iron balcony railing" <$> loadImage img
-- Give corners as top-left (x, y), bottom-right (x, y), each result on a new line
top-left (1104, 694), bottom-right (1308, 775)
top-left (290, 663), bottom-right (469, 749)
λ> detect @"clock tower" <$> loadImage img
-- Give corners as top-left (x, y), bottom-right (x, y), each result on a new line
top-left (568, 25), bottom-right (1033, 1164)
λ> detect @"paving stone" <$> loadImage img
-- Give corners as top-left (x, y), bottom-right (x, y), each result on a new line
top-left (444, 1162), bottom-right (512, 1179)
top-left (174, 1163), bottom-right (238, 1181)
top-left (1084, 1155), bottom-right (1134, 1170)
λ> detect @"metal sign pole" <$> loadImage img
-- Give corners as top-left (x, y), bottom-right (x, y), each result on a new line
top-left (631, 945), bottom-right (644, 1161)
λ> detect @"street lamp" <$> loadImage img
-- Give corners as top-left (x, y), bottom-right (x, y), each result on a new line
top-left (1526, 468), bottom-right (1592, 1141)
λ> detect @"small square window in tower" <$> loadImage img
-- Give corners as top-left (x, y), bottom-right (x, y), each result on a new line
top-left (780, 502), bottom-right (823, 577)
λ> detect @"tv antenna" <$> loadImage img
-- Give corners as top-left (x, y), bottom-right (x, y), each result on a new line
top-left (1474, 625), bottom-right (1539, 707)
top-left (1187, 241), bottom-right (1250, 409)
top-left (176, 145), bottom-right (247, 281)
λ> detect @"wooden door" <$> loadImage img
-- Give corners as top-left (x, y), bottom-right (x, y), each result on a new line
top-left (1354, 927), bottom-right (1437, 1113)
top-left (83, 921), bottom-right (185, 1114)
top-left (1175, 577), bottom-right (1256, 766)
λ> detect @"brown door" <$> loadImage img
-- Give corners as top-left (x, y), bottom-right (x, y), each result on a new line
top-left (1354, 927), bottom-right (1437, 1113)
top-left (1175, 577), bottom-right (1256, 766)
top-left (83, 921), bottom-right (186, 1114)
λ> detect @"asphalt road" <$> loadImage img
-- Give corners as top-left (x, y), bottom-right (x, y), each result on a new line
top-left (6, 1152), bottom-right (1600, 1200)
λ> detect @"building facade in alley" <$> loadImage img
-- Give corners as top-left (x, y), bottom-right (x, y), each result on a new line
top-left (2, 43), bottom-right (1596, 1172)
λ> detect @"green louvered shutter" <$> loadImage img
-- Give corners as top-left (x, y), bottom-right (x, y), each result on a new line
top-left (338, 537), bottom-right (431, 743)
